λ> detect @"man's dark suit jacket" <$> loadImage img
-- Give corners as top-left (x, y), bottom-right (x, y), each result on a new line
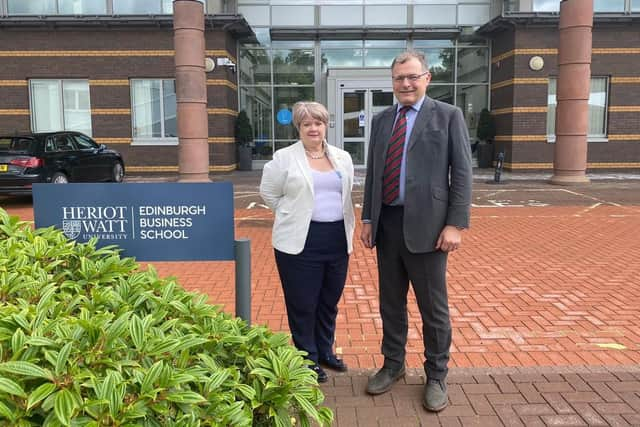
top-left (362, 96), bottom-right (473, 253)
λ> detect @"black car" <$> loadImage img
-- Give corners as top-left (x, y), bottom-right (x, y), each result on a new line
top-left (0, 131), bottom-right (124, 195)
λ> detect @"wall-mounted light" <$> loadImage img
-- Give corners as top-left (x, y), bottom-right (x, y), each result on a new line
top-left (529, 56), bottom-right (544, 71)
top-left (205, 57), bottom-right (215, 73)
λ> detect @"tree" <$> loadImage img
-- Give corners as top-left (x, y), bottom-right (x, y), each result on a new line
top-left (235, 110), bottom-right (253, 147)
top-left (476, 108), bottom-right (496, 143)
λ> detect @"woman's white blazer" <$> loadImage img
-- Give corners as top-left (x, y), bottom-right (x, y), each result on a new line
top-left (259, 141), bottom-right (355, 255)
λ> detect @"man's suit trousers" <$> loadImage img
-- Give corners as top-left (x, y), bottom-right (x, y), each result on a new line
top-left (376, 204), bottom-right (451, 380)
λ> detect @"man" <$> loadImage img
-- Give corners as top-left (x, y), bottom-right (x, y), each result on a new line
top-left (361, 50), bottom-right (472, 412)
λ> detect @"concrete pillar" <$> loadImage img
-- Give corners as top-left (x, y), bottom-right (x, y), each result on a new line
top-left (174, 0), bottom-right (209, 182)
top-left (550, 0), bottom-right (593, 185)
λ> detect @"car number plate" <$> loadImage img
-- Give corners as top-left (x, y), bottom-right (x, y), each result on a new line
top-left (0, 164), bottom-right (7, 172)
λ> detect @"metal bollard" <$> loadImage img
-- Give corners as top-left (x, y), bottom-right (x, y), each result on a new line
top-left (494, 152), bottom-right (505, 183)
top-left (234, 238), bottom-right (251, 325)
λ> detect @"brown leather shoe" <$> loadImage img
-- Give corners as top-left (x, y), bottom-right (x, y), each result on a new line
top-left (423, 378), bottom-right (448, 412)
top-left (366, 366), bottom-right (405, 395)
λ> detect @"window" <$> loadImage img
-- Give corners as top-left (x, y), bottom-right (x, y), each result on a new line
top-left (533, 0), bottom-right (559, 12)
top-left (113, 0), bottom-right (173, 14)
top-left (8, 0), bottom-right (57, 14)
top-left (29, 80), bottom-right (92, 136)
top-left (594, 0), bottom-right (625, 11)
top-left (58, 0), bottom-right (107, 14)
top-left (131, 79), bottom-right (177, 144)
top-left (547, 77), bottom-right (608, 140)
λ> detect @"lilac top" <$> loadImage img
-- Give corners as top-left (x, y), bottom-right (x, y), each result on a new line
top-left (311, 169), bottom-right (344, 222)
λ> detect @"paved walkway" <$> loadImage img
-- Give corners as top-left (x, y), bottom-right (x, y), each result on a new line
top-left (2, 171), bottom-right (639, 426)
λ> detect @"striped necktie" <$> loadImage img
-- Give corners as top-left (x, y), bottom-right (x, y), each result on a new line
top-left (382, 106), bottom-right (411, 204)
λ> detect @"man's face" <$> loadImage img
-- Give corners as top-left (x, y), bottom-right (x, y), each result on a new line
top-left (391, 58), bottom-right (431, 106)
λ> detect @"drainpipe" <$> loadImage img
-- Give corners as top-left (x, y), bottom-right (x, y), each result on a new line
top-left (550, 0), bottom-right (593, 185)
top-left (174, 0), bottom-right (210, 182)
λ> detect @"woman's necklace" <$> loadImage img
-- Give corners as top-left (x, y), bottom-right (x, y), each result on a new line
top-left (304, 143), bottom-right (326, 159)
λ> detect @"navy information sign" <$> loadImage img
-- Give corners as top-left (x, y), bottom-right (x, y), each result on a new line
top-left (33, 182), bottom-right (235, 261)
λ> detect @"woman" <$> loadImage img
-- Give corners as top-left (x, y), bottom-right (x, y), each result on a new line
top-left (260, 101), bottom-right (355, 383)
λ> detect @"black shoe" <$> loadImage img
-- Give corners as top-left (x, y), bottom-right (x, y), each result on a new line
top-left (319, 354), bottom-right (348, 372)
top-left (310, 364), bottom-right (328, 383)
top-left (366, 365), bottom-right (405, 395)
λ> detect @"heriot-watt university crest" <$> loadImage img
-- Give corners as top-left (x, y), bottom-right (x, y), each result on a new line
top-left (62, 220), bottom-right (82, 240)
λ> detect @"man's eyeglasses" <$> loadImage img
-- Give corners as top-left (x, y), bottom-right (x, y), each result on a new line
top-left (392, 71), bottom-right (430, 83)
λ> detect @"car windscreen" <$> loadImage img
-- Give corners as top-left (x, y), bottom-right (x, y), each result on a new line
top-left (0, 137), bottom-right (35, 152)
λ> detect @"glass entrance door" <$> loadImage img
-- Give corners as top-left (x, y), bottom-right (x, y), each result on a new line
top-left (340, 88), bottom-right (394, 166)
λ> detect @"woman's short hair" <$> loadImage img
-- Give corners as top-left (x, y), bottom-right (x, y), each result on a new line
top-left (292, 101), bottom-right (329, 130)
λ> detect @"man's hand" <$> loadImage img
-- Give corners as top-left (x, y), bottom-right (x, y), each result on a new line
top-left (360, 223), bottom-right (374, 249)
top-left (435, 225), bottom-right (463, 252)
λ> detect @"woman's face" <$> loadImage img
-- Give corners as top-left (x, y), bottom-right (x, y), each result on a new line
top-left (299, 115), bottom-right (326, 146)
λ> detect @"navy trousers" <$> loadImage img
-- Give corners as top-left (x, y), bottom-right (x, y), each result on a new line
top-left (275, 220), bottom-right (349, 364)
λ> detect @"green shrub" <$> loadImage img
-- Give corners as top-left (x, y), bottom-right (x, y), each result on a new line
top-left (0, 208), bottom-right (332, 427)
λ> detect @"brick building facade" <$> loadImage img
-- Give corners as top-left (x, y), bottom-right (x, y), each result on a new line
top-left (480, 16), bottom-right (640, 170)
top-left (0, 16), bottom-right (250, 173)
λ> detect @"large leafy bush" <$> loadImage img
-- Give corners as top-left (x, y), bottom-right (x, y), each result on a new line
top-left (0, 208), bottom-right (332, 426)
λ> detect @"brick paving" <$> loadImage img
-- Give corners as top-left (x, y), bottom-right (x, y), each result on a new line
top-left (321, 366), bottom-right (640, 426)
top-left (2, 174), bottom-right (639, 426)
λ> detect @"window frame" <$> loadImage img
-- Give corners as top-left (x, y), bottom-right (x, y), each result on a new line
top-left (130, 78), bottom-right (178, 146)
top-left (28, 79), bottom-right (93, 136)
top-left (546, 76), bottom-right (609, 144)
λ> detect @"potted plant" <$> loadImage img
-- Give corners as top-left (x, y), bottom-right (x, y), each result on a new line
top-left (235, 110), bottom-right (253, 171)
top-left (476, 108), bottom-right (496, 169)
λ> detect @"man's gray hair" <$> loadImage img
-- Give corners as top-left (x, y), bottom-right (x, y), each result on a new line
top-left (391, 50), bottom-right (429, 72)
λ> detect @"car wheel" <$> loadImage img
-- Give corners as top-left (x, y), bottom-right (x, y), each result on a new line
top-left (112, 162), bottom-right (124, 183)
top-left (51, 172), bottom-right (68, 184)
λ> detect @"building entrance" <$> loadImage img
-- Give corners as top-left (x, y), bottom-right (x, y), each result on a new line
top-left (327, 69), bottom-right (395, 167)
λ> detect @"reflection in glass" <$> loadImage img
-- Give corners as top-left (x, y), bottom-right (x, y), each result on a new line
top-left (413, 40), bottom-right (454, 48)
top-left (455, 85), bottom-right (488, 142)
top-left (113, 0), bottom-right (162, 14)
top-left (594, 0), bottom-right (625, 11)
top-left (372, 91), bottom-right (394, 116)
top-left (365, 48), bottom-right (406, 67)
top-left (62, 81), bottom-right (92, 136)
top-left (321, 50), bottom-right (363, 71)
top-left (344, 141), bottom-right (365, 164)
top-left (30, 80), bottom-right (63, 132)
top-left (457, 48), bottom-right (489, 83)
top-left (162, 0), bottom-right (173, 14)
top-left (132, 80), bottom-right (162, 138)
top-left (343, 92), bottom-right (365, 138)
top-left (364, 40), bottom-right (406, 48)
top-left (274, 87), bottom-right (314, 140)
top-left (547, 78), bottom-right (556, 137)
top-left (273, 49), bottom-right (315, 85)
top-left (275, 141), bottom-right (296, 152)
top-left (419, 48), bottom-right (454, 83)
top-left (532, 0), bottom-right (559, 12)
top-left (162, 80), bottom-right (177, 137)
top-left (59, 0), bottom-right (107, 14)
top-left (240, 49), bottom-right (271, 85)
top-left (634, 0), bottom-right (640, 11)
top-left (427, 85), bottom-right (454, 106)
top-left (8, 0), bottom-right (57, 14)
top-left (547, 77), bottom-right (608, 137)
top-left (30, 80), bottom-right (92, 136)
top-left (240, 86), bottom-right (273, 160)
